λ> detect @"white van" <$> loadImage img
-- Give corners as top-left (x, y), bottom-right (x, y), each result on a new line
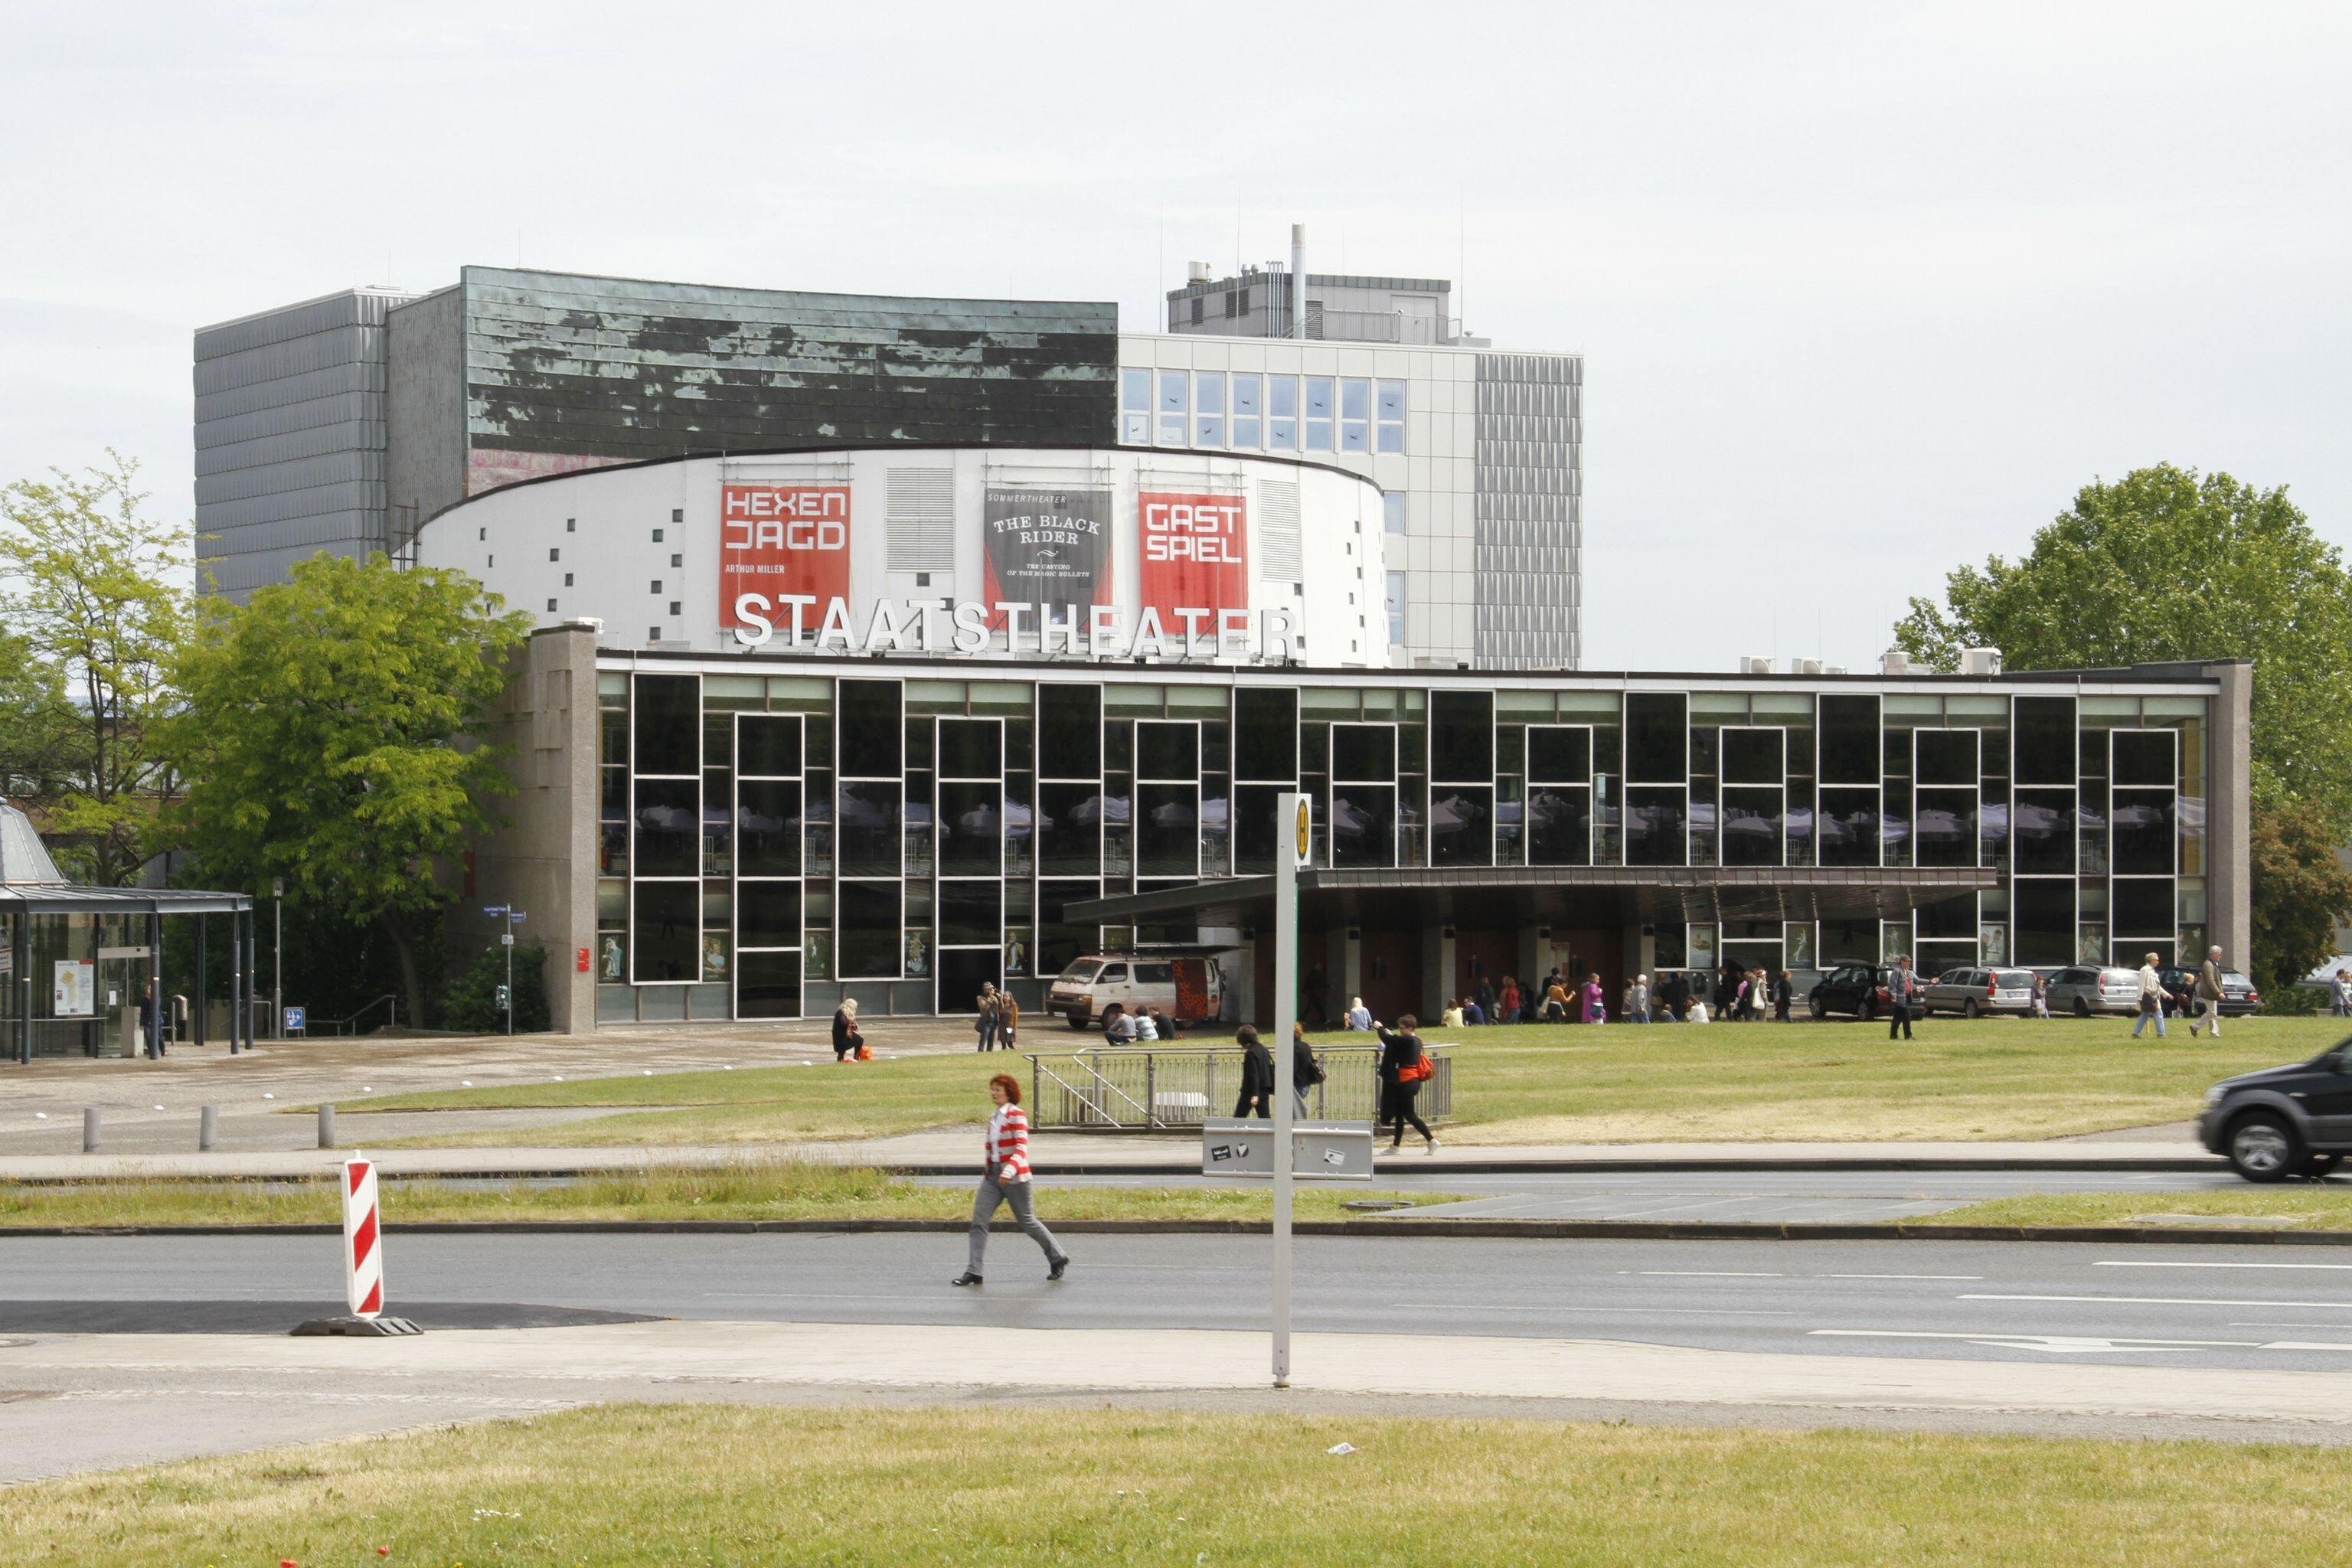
top-left (1047, 952), bottom-right (1227, 1031)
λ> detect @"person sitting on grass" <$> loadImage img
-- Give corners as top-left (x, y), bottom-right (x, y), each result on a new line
top-left (1345, 996), bottom-right (1373, 1031)
top-left (1441, 998), bottom-right (1466, 1028)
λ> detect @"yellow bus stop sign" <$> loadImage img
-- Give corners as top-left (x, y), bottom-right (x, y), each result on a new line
top-left (1292, 795), bottom-right (1313, 868)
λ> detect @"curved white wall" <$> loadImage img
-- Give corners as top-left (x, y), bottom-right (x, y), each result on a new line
top-left (416, 446), bottom-right (1390, 667)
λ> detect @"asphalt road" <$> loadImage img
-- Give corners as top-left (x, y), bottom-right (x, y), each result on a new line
top-left (9, 1230), bottom-right (2352, 1372)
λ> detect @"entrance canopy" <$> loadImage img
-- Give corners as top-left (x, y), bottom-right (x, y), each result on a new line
top-left (1067, 864), bottom-right (2001, 930)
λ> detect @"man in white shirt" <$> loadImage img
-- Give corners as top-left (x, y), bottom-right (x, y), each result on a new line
top-left (2132, 951), bottom-right (2167, 1039)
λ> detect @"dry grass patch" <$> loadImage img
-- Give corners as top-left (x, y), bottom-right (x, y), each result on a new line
top-left (1905, 1187), bottom-right (2352, 1231)
top-left (9, 1403), bottom-right (2352, 1566)
top-left (0, 1161), bottom-right (1459, 1230)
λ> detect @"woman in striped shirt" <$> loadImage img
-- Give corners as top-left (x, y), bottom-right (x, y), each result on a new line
top-left (951, 1073), bottom-right (1070, 1288)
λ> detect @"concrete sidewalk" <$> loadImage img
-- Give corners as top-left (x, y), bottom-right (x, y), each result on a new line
top-left (5, 1318), bottom-right (2348, 1482)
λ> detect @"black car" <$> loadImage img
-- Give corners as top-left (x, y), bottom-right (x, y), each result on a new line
top-left (2199, 1042), bottom-right (2352, 1181)
top-left (1808, 963), bottom-right (1895, 1021)
top-left (2159, 966), bottom-right (2261, 1018)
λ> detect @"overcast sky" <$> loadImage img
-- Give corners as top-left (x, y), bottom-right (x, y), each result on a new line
top-left (3, 1), bottom-right (2345, 671)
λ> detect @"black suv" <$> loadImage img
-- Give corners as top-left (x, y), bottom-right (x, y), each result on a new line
top-left (2199, 1041), bottom-right (2352, 1181)
top-left (1808, 963), bottom-right (1894, 1021)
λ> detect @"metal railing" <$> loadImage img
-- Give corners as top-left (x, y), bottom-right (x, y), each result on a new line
top-left (305, 995), bottom-right (400, 1037)
top-left (1020, 1043), bottom-right (1453, 1131)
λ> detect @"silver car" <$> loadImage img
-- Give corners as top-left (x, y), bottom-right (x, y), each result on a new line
top-left (1919, 967), bottom-right (2037, 1018)
top-left (2043, 964), bottom-right (2146, 1017)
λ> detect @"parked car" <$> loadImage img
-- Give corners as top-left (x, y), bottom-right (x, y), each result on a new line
top-left (2159, 965), bottom-right (2262, 1018)
top-left (2199, 1042), bottom-right (2352, 1181)
top-left (1047, 952), bottom-right (1226, 1031)
top-left (2042, 965), bottom-right (2145, 1017)
top-left (1919, 967), bottom-right (2038, 1018)
top-left (1808, 963), bottom-right (1896, 1021)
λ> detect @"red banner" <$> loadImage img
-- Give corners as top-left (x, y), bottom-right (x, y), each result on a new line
top-left (719, 485), bottom-right (851, 632)
top-left (1137, 491), bottom-right (1247, 626)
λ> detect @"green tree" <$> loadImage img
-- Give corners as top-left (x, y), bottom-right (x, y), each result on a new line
top-left (2249, 795), bottom-right (2352, 995)
top-left (0, 452), bottom-right (191, 883)
top-left (0, 622), bottom-right (76, 799)
top-left (1895, 464), bottom-right (2352, 987)
top-left (162, 554), bottom-right (531, 1024)
top-left (443, 939), bottom-right (552, 1034)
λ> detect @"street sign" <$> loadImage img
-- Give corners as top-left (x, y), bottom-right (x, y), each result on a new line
top-left (1292, 795), bottom-right (1313, 868)
top-left (482, 904), bottom-right (508, 917)
top-left (283, 1006), bottom-right (307, 1034)
top-left (495, 984), bottom-right (511, 1010)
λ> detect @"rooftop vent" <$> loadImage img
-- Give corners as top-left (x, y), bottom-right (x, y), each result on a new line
top-left (1881, 647), bottom-right (1914, 676)
top-left (1961, 646), bottom-right (2004, 676)
top-left (1740, 655), bottom-right (1773, 675)
top-left (1187, 260), bottom-right (1212, 283)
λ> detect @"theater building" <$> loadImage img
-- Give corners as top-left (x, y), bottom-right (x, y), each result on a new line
top-left (426, 446), bottom-right (2252, 1032)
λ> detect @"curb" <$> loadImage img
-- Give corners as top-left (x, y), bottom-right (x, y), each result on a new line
top-left (0, 1155), bottom-right (2229, 1184)
top-left (0, 1217), bottom-right (2337, 1246)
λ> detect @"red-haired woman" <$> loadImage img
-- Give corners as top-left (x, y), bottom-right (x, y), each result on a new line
top-left (951, 1073), bottom-right (1070, 1288)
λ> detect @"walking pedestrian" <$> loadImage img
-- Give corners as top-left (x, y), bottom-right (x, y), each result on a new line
top-left (1772, 971), bottom-right (1793, 1024)
top-left (1543, 973), bottom-right (1570, 1022)
top-left (950, 1073), bottom-right (1069, 1288)
top-left (1498, 976), bottom-right (1522, 1024)
top-left (2333, 969), bottom-right (2352, 1018)
top-left (1233, 1024), bottom-right (1275, 1118)
top-left (1886, 956), bottom-right (1918, 1040)
top-left (2132, 951), bottom-right (2167, 1039)
top-left (1627, 972), bottom-right (1651, 1024)
top-left (974, 982), bottom-right (1000, 1052)
top-left (1374, 1014), bottom-right (1438, 1155)
top-left (998, 992), bottom-right (1021, 1053)
top-left (1291, 1021), bottom-right (1325, 1116)
top-left (2030, 972), bottom-right (2050, 1018)
top-left (831, 997), bottom-right (862, 1062)
top-left (2190, 946), bottom-right (2227, 1037)
top-left (139, 983), bottom-right (162, 1058)
top-left (1579, 972), bottom-right (1605, 1024)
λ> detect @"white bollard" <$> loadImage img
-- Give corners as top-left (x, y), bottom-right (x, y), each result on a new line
top-left (198, 1105), bottom-right (218, 1151)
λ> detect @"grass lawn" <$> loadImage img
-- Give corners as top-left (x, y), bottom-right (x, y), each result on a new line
top-left (1903, 1187), bottom-right (2352, 1231)
top-left (11, 1403), bottom-right (2352, 1566)
top-left (349, 1015), bottom-right (2348, 1148)
top-left (0, 1162), bottom-right (1458, 1230)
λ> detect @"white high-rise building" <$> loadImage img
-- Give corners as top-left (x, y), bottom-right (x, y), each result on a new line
top-left (1134, 261), bottom-right (1583, 669)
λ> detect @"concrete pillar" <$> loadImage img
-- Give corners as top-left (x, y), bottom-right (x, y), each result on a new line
top-left (2203, 659), bottom-right (2253, 967)
top-left (1341, 926), bottom-right (1363, 1014)
top-left (1517, 924), bottom-right (1546, 1003)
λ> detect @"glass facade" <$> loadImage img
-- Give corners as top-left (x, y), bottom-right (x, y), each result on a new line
top-left (590, 665), bottom-right (2221, 1018)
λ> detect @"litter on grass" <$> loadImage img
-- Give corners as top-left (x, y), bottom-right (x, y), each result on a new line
top-left (1326, 1442), bottom-right (1357, 1455)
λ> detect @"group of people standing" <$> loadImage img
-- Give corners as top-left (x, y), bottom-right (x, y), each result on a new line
top-left (969, 982), bottom-right (1021, 1052)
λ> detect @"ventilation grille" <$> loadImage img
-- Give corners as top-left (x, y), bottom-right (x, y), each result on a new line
top-left (1259, 479), bottom-right (1302, 582)
top-left (886, 468), bottom-right (955, 571)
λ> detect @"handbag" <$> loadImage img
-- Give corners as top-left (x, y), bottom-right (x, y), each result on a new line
top-left (1400, 1051), bottom-right (1433, 1083)
top-left (855, 1044), bottom-right (874, 1061)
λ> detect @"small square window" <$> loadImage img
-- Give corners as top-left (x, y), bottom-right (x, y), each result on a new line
top-left (650, 580), bottom-right (662, 593)
top-left (670, 510), bottom-right (683, 523)
top-left (915, 571), bottom-right (932, 587)
top-left (668, 600), bottom-right (682, 616)
top-left (670, 554), bottom-right (682, 568)
top-left (548, 548), bottom-right (560, 562)
top-left (477, 528), bottom-right (485, 541)
top-left (648, 626), bottom-right (662, 642)
top-left (546, 598), bottom-right (557, 612)
top-left (652, 528), bottom-right (665, 543)
top-left (564, 573), bottom-right (574, 586)
top-left (487, 554), bottom-right (494, 567)
top-left (566, 518), bottom-right (577, 533)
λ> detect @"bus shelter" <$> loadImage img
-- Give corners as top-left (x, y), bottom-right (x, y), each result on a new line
top-left (0, 804), bottom-right (256, 1062)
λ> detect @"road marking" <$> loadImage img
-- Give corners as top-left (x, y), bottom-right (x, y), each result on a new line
top-left (1637, 1270), bottom-right (1783, 1278)
top-left (1811, 1329), bottom-right (2269, 1354)
top-left (2096, 1260), bottom-right (2352, 1272)
top-left (1820, 1273), bottom-right (1983, 1281)
top-left (1963, 1293), bottom-right (2352, 1309)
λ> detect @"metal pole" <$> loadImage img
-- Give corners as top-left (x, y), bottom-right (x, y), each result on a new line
top-left (273, 883), bottom-right (282, 1040)
top-left (1272, 790), bottom-right (1303, 1389)
top-left (506, 933), bottom-right (514, 1035)
top-left (193, 915), bottom-right (207, 1051)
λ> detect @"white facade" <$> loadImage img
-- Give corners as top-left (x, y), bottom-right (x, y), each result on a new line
top-left (1116, 334), bottom-right (1581, 671)
top-left (416, 445), bottom-right (1390, 668)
